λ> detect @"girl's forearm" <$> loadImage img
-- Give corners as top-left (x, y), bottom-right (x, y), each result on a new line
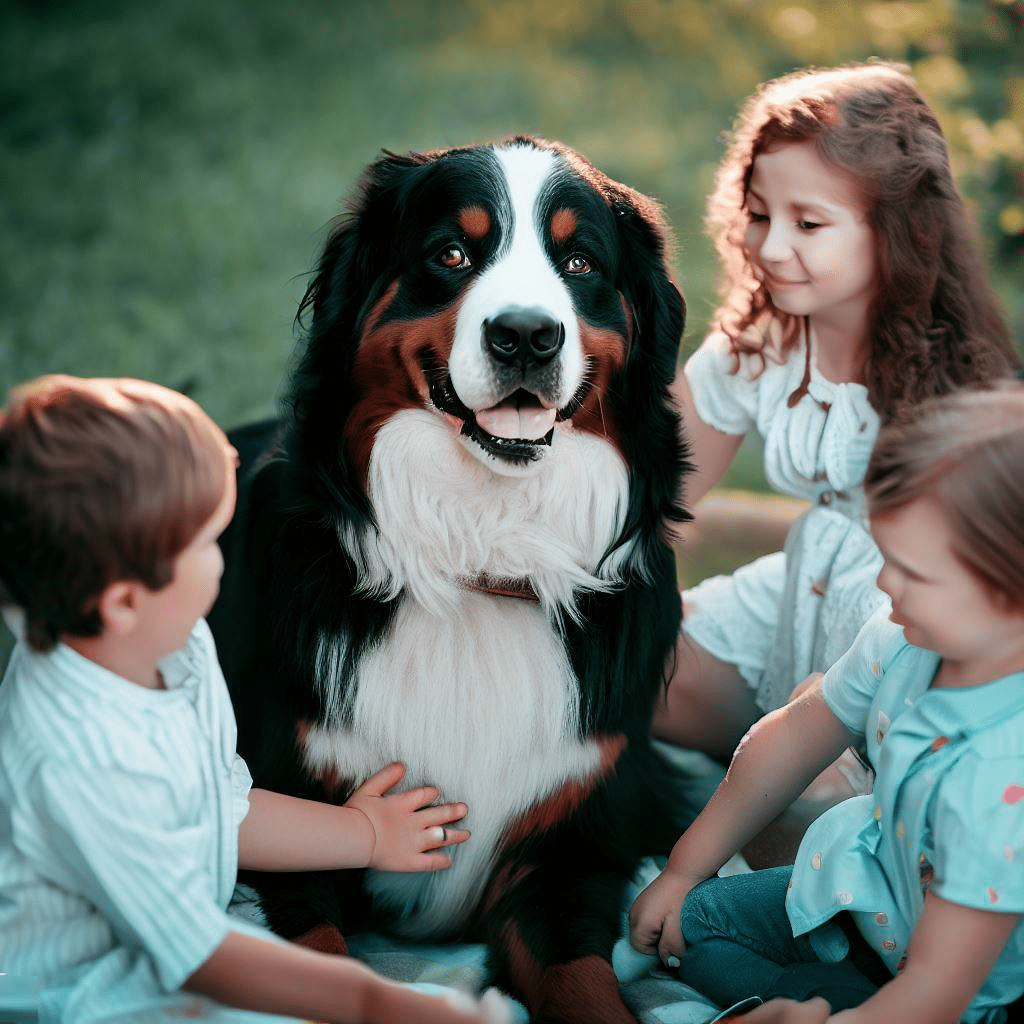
top-left (186, 931), bottom-right (375, 1021)
top-left (237, 788), bottom-right (374, 871)
top-left (829, 896), bottom-right (1022, 1024)
top-left (666, 686), bottom-right (853, 882)
top-left (829, 964), bottom-right (975, 1024)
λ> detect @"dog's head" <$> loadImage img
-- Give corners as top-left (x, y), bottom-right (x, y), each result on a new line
top-left (293, 137), bottom-right (683, 467)
top-left (284, 136), bottom-right (692, 606)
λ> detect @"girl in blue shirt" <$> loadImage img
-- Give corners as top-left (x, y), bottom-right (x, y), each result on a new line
top-left (631, 383), bottom-right (1024, 1024)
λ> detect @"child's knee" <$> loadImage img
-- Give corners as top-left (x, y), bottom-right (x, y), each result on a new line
top-left (680, 876), bottom-right (721, 944)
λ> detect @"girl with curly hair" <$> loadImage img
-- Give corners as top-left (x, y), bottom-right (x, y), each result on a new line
top-left (655, 62), bottom-right (1018, 817)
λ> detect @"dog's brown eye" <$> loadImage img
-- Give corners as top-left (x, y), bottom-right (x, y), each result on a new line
top-left (438, 244), bottom-right (471, 270)
top-left (564, 254), bottom-right (591, 275)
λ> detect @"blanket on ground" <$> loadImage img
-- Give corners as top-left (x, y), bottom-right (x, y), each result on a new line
top-left (345, 856), bottom-right (721, 1024)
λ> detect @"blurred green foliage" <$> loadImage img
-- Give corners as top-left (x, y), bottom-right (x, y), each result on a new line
top-left (0, 0), bottom-right (1018, 530)
top-left (0, 0), bottom-right (1022, 672)
top-left (2, 0), bottom-right (1021, 432)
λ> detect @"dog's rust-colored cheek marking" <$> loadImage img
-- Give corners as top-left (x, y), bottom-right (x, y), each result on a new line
top-left (459, 204), bottom-right (491, 240)
top-left (550, 207), bottom-right (578, 245)
top-left (498, 734), bottom-right (627, 850)
top-left (346, 292), bottom-right (461, 484)
top-left (572, 321), bottom-right (629, 453)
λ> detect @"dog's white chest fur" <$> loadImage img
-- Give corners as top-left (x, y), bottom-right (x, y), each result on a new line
top-left (305, 592), bottom-right (601, 936)
top-left (341, 409), bottom-right (635, 613)
top-left (303, 408), bottom-right (633, 936)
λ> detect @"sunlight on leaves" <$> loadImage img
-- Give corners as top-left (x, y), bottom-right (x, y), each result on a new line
top-left (959, 114), bottom-right (999, 161)
top-left (863, 1), bottom-right (938, 46)
top-left (992, 119), bottom-right (1024, 160)
top-left (774, 7), bottom-right (819, 40)
top-left (999, 204), bottom-right (1024, 235)
top-left (913, 53), bottom-right (971, 99)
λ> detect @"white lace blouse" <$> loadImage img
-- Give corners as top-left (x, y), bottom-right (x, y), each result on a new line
top-left (680, 329), bottom-right (889, 713)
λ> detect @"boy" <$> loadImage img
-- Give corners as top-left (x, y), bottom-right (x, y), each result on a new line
top-left (0, 375), bottom-right (510, 1024)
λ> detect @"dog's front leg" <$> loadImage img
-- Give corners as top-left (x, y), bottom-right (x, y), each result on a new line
top-left (481, 850), bottom-right (639, 1024)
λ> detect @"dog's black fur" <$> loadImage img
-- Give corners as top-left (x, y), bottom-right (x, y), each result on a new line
top-left (210, 136), bottom-right (691, 1024)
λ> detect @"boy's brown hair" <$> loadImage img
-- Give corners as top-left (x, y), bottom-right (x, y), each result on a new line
top-left (865, 381), bottom-right (1024, 610)
top-left (0, 376), bottom-right (235, 652)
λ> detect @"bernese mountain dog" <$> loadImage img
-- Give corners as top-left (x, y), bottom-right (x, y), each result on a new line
top-left (210, 136), bottom-right (692, 1024)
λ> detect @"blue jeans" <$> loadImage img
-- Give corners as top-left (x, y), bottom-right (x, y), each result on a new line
top-left (680, 867), bottom-right (882, 1011)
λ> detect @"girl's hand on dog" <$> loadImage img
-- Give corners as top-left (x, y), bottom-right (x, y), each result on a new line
top-left (345, 762), bottom-right (470, 871)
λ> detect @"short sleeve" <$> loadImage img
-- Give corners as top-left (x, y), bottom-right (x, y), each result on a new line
top-left (232, 753), bottom-right (253, 827)
top-left (14, 760), bottom-right (232, 991)
top-left (683, 333), bottom-right (758, 436)
top-left (931, 754), bottom-right (1024, 913)
top-left (821, 606), bottom-right (902, 736)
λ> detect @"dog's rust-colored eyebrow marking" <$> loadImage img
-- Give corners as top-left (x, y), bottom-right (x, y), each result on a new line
top-left (458, 204), bottom-right (491, 239)
top-left (550, 207), bottom-right (577, 244)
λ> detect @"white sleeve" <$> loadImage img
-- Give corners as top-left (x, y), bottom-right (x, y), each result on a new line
top-left (15, 760), bottom-right (233, 992)
top-left (683, 332), bottom-right (759, 436)
top-left (232, 752), bottom-right (253, 827)
top-left (192, 618), bottom-right (252, 828)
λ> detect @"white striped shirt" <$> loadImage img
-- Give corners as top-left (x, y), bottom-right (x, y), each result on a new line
top-left (0, 618), bottom-right (280, 1023)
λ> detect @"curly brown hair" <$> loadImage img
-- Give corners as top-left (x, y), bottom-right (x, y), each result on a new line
top-left (707, 60), bottom-right (1018, 420)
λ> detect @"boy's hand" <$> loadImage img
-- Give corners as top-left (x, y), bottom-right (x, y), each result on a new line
top-left (346, 762), bottom-right (469, 872)
top-left (628, 865), bottom-right (701, 968)
top-left (364, 983), bottom-right (515, 1024)
top-left (437, 986), bottom-right (516, 1024)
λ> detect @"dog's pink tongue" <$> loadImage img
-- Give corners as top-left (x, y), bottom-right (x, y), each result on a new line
top-left (476, 400), bottom-right (557, 440)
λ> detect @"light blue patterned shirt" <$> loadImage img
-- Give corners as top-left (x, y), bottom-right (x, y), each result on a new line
top-left (786, 607), bottom-right (1024, 1023)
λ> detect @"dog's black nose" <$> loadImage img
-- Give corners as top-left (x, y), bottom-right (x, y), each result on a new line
top-left (483, 309), bottom-right (565, 367)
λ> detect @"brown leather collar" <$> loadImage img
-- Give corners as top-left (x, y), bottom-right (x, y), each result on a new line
top-left (460, 574), bottom-right (539, 602)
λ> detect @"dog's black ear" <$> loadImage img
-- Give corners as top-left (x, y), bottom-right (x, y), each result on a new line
top-left (607, 192), bottom-right (692, 560)
top-left (297, 149), bottom-right (434, 359)
top-left (611, 194), bottom-right (685, 385)
top-left (285, 150), bottom-right (433, 520)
